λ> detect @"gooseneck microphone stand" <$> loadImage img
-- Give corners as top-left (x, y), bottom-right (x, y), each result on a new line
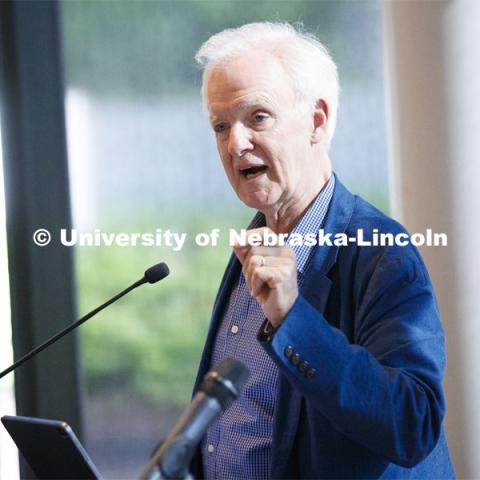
top-left (0, 262), bottom-right (170, 380)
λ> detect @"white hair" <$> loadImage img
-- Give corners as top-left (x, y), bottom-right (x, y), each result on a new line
top-left (195, 22), bottom-right (340, 142)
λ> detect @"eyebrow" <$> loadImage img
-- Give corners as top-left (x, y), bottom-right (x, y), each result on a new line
top-left (209, 96), bottom-right (275, 123)
top-left (237, 95), bottom-right (274, 110)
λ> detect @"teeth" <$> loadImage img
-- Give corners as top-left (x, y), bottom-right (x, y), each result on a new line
top-left (242, 166), bottom-right (266, 179)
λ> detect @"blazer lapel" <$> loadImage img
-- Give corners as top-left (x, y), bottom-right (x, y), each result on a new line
top-left (271, 175), bottom-right (356, 478)
top-left (192, 175), bottom-right (358, 477)
top-left (270, 270), bottom-right (333, 479)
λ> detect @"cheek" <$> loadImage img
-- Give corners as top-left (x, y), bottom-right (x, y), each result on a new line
top-left (216, 141), bottom-right (228, 166)
top-left (219, 152), bottom-right (236, 182)
top-left (268, 153), bottom-right (303, 194)
top-left (267, 144), bottom-right (294, 177)
top-left (262, 131), bottom-right (295, 166)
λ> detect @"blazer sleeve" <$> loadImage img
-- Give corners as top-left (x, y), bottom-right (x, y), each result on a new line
top-left (259, 245), bottom-right (446, 468)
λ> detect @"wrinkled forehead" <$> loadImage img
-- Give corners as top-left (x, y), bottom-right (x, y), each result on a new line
top-left (205, 51), bottom-right (297, 113)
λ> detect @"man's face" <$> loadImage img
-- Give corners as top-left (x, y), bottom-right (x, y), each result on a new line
top-left (206, 51), bottom-right (324, 214)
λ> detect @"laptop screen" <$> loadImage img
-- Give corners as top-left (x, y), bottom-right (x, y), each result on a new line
top-left (1, 415), bottom-right (101, 479)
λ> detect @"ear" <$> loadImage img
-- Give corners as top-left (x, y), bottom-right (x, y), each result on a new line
top-left (311, 99), bottom-right (329, 145)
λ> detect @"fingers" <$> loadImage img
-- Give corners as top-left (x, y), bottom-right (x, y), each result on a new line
top-left (233, 227), bottom-right (286, 264)
top-left (243, 250), bottom-right (295, 295)
top-left (250, 266), bottom-right (277, 298)
top-left (245, 255), bottom-right (268, 295)
top-left (232, 227), bottom-right (298, 326)
top-left (232, 228), bottom-right (297, 322)
top-left (233, 244), bottom-right (249, 264)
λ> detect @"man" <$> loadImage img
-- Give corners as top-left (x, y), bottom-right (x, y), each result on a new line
top-left (190, 22), bottom-right (454, 479)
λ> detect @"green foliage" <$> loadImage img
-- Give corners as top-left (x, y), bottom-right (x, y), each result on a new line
top-left (60, 0), bottom-right (376, 97)
top-left (63, 0), bottom-right (387, 407)
top-left (75, 194), bottom-right (388, 407)
top-left (76, 211), bottom-right (251, 405)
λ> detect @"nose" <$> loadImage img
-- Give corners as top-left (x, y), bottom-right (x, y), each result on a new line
top-left (227, 123), bottom-right (253, 157)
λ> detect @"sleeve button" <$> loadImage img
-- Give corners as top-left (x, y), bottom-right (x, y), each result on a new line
top-left (291, 353), bottom-right (301, 366)
top-left (284, 346), bottom-right (294, 358)
top-left (306, 367), bottom-right (317, 379)
top-left (299, 361), bottom-right (309, 373)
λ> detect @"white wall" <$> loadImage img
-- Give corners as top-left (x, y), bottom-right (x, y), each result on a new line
top-left (384, 0), bottom-right (480, 477)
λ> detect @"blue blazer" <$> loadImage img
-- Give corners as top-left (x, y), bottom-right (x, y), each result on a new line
top-left (191, 176), bottom-right (455, 479)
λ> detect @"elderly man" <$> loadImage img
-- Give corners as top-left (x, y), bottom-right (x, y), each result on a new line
top-left (190, 22), bottom-right (454, 479)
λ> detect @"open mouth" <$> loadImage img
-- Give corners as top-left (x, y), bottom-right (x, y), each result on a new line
top-left (240, 165), bottom-right (268, 179)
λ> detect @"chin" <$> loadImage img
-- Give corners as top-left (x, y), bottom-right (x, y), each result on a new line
top-left (238, 190), bottom-right (275, 212)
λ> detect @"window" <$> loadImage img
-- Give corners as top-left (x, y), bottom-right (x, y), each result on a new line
top-left (0, 120), bottom-right (19, 480)
top-left (61, 1), bottom-right (388, 476)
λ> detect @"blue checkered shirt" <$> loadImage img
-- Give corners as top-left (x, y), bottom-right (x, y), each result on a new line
top-left (202, 175), bottom-right (335, 479)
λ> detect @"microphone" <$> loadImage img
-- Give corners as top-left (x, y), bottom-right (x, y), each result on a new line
top-left (139, 357), bottom-right (250, 480)
top-left (0, 262), bottom-right (170, 380)
top-left (144, 263), bottom-right (170, 285)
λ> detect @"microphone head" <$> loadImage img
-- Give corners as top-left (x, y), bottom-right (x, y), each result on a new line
top-left (144, 262), bottom-right (170, 284)
top-left (201, 357), bottom-right (250, 410)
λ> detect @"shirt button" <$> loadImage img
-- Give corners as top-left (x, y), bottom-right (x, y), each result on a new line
top-left (231, 325), bottom-right (239, 334)
top-left (207, 444), bottom-right (215, 453)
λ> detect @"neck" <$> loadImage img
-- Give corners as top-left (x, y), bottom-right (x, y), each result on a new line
top-left (264, 168), bottom-right (332, 234)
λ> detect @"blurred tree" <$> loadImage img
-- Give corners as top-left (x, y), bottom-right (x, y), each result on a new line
top-left (62, 0), bottom-right (386, 406)
top-left (61, 0), bottom-right (380, 97)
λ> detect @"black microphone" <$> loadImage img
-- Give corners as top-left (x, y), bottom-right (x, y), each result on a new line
top-left (0, 262), bottom-right (170, 380)
top-left (139, 357), bottom-right (250, 480)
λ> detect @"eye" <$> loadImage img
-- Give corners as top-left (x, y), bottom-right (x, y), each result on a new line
top-left (253, 112), bottom-right (269, 124)
top-left (213, 122), bottom-right (229, 133)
